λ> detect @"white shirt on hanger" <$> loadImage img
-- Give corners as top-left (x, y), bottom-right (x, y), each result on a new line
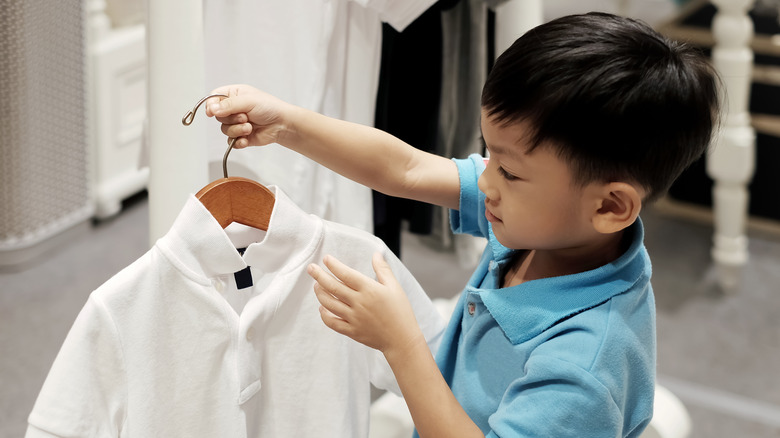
top-left (26, 187), bottom-right (446, 438)
top-left (203, 0), bottom-right (438, 231)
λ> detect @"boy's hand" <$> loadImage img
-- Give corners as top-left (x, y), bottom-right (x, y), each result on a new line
top-left (204, 84), bottom-right (293, 149)
top-left (308, 253), bottom-right (424, 356)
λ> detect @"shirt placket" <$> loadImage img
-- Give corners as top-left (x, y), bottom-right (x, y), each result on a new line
top-left (212, 271), bottom-right (265, 405)
top-left (462, 287), bottom-right (484, 332)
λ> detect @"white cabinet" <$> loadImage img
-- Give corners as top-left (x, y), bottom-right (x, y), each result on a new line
top-left (89, 0), bottom-right (149, 219)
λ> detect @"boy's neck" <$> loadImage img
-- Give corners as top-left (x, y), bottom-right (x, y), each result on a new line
top-left (502, 229), bottom-right (629, 288)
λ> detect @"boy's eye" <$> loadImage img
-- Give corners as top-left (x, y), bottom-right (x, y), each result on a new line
top-left (498, 166), bottom-right (519, 181)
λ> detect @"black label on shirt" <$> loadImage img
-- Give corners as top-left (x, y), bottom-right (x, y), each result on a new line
top-left (235, 248), bottom-right (253, 289)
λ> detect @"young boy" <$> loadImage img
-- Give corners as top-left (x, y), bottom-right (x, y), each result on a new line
top-left (206, 12), bottom-right (718, 437)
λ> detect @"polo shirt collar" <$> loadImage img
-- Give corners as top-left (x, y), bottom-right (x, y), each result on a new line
top-left (480, 219), bottom-right (651, 345)
top-left (157, 186), bottom-right (322, 281)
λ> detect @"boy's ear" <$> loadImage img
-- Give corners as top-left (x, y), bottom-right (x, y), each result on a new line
top-left (591, 182), bottom-right (643, 234)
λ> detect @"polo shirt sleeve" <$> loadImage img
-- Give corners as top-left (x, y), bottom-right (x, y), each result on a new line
top-left (27, 295), bottom-right (127, 438)
top-left (450, 154), bottom-right (489, 239)
top-left (486, 354), bottom-right (629, 438)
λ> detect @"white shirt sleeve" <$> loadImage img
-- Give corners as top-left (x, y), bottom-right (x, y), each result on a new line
top-left (26, 295), bottom-right (127, 438)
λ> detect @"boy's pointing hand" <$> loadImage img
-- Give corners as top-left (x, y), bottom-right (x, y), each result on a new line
top-left (308, 253), bottom-right (424, 356)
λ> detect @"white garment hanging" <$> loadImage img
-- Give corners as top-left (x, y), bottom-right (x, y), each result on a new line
top-left (202, 0), bottom-right (438, 232)
top-left (26, 186), bottom-right (446, 438)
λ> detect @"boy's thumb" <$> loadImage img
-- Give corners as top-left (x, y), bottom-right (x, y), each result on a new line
top-left (372, 252), bottom-right (395, 286)
top-left (210, 96), bottom-right (249, 117)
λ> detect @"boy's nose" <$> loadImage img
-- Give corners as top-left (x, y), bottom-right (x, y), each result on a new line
top-left (478, 172), bottom-right (499, 201)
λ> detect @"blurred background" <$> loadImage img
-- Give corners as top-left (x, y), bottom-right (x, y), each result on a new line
top-left (1, 0), bottom-right (778, 437)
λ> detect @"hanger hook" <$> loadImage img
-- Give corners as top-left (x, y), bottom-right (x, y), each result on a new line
top-left (182, 93), bottom-right (226, 125)
top-left (183, 93), bottom-right (236, 178)
top-left (222, 138), bottom-right (238, 179)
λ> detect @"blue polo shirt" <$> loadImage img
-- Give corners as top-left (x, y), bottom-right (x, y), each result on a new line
top-left (427, 155), bottom-right (656, 437)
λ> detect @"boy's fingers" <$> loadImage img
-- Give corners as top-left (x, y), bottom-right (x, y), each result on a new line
top-left (318, 305), bottom-right (352, 336)
top-left (372, 252), bottom-right (398, 287)
top-left (221, 122), bottom-right (252, 139)
top-left (214, 113), bottom-right (248, 125)
top-left (322, 255), bottom-right (369, 291)
top-left (209, 95), bottom-right (254, 118)
top-left (204, 88), bottom-right (237, 117)
top-left (312, 282), bottom-right (351, 319)
top-left (204, 96), bottom-right (223, 117)
top-left (307, 263), bottom-right (355, 306)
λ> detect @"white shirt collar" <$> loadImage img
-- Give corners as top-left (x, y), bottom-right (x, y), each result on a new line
top-left (157, 186), bottom-right (323, 280)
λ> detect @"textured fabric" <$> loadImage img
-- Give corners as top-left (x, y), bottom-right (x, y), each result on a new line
top-left (0, 0), bottom-right (91, 253)
top-left (421, 155), bottom-right (656, 437)
top-left (27, 187), bottom-right (445, 438)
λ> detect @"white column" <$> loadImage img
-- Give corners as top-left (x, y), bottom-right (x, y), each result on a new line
top-left (86, 0), bottom-right (111, 40)
top-left (494, 0), bottom-right (543, 55)
top-left (85, 0), bottom-right (110, 213)
top-left (707, 0), bottom-right (756, 291)
top-left (146, 0), bottom-right (208, 245)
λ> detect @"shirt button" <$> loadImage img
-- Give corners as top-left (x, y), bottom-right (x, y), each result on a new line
top-left (467, 302), bottom-right (476, 316)
top-left (488, 261), bottom-right (497, 272)
top-left (214, 279), bottom-right (225, 292)
top-left (246, 328), bottom-right (255, 341)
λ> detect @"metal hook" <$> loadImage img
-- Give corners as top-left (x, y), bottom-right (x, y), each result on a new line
top-left (221, 138), bottom-right (238, 179)
top-left (182, 93), bottom-right (226, 125)
top-left (182, 93), bottom-right (235, 178)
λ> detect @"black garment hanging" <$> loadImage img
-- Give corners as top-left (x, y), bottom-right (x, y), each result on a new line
top-left (373, 3), bottom-right (447, 257)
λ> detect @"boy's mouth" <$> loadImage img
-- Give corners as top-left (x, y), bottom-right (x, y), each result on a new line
top-left (485, 206), bottom-right (501, 223)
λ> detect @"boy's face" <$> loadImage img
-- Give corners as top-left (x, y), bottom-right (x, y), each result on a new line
top-left (478, 112), bottom-right (598, 252)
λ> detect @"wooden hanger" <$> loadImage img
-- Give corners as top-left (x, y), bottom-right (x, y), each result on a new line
top-left (183, 94), bottom-right (275, 230)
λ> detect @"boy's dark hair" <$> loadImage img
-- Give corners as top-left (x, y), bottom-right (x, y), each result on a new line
top-left (481, 12), bottom-right (720, 202)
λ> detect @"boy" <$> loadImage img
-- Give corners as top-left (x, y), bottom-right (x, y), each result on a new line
top-left (206, 12), bottom-right (718, 437)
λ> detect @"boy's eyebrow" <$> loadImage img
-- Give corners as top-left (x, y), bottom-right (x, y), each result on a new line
top-left (480, 137), bottom-right (518, 158)
top-left (480, 128), bottom-right (527, 158)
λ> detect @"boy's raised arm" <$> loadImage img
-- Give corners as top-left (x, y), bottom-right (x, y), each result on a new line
top-left (206, 84), bottom-right (461, 210)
